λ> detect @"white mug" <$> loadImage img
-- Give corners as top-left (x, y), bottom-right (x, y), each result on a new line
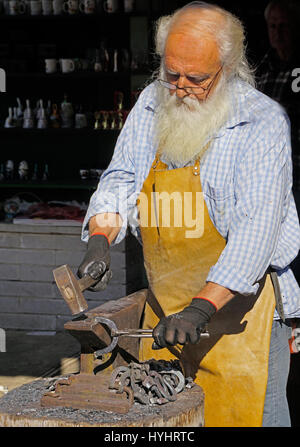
top-left (45, 58), bottom-right (57, 73)
top-left (60, 58), bottom-right (75, 73)
top-left (9, 0), bottom-right (26, 14)
top-left (52, 0), bottom-right (63, 14)
top-left (123, 0), bottom-right (133, 13)
top-left (42, 0), bottom-right (52, 13)
top-left (103, 0), bottom-right (117, 13)
top-left (30, 0), bottom-right (42, 14)
top-left (79, 0), bottom-right (94, 13)
top-left (79, 169), bottom-right (89, 180)
top-left (63, 0), bottom-right (78, 14)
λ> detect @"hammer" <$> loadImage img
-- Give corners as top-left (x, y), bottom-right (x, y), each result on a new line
top-left (53, 262), bottom-right (106, 315)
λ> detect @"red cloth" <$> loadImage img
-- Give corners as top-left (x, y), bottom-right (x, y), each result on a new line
top-left (25, 203), bottom-right (85, 221)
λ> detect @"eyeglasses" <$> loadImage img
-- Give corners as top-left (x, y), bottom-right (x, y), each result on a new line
top-left (157, 66), bottom-right (222, 95)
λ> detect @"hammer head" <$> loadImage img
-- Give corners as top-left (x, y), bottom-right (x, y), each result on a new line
top-left (53, 264), bottom-right (88, 315)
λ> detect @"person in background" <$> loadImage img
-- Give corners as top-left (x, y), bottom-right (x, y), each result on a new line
top-left (256, 0), bottom-right (300, 283)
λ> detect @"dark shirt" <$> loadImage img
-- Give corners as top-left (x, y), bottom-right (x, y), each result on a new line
top-left (256, 49), bottom-right (300, 190)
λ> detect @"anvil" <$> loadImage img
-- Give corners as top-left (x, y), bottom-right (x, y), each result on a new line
top-left (40, 272), bottom-right (148, 414)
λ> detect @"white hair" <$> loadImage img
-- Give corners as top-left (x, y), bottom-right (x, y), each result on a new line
top-left (154, 1), bottom-right (255, 87)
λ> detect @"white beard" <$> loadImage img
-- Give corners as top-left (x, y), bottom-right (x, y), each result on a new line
top-left (154, 74), bottom-right (231, 165)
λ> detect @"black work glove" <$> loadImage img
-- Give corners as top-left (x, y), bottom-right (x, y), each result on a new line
top-left (77, 234), bottom-right (112, 291)
top-left (152, 298), bottom-right (216, 349)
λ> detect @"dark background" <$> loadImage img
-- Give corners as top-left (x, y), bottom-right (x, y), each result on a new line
top-left (0, 0), bottom-right (272, 198)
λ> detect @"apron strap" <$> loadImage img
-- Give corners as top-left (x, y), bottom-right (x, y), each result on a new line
top-left (147, 288), bottom-right (165, 319)
top-left (268, 267), bottom-right (285, 321)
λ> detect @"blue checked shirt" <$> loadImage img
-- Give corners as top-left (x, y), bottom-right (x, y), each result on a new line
top-left (82, 78), bottom-right (300, 319)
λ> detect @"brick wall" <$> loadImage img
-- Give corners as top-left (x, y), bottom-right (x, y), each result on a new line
top-left (0, 223), bottom-right (126, 331)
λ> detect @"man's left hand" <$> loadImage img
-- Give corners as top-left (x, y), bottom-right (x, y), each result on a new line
top-left (152, 298), bottom-right (217, 349)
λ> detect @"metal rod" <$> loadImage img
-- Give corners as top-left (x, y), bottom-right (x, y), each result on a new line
top-left (111, 331), bottom-right (210, 339)
top-left (116, 334), bottom-right (154, 338)
top-left (111, 329), bottom-right (153, 337)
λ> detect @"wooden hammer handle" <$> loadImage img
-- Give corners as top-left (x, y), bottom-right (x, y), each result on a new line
top-left (78, 261), bottom-right (107, 292)
top-left (78, 274), bottom-right (98, 292)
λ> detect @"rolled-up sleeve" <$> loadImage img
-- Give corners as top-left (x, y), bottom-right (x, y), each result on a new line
top-left (206, 113), bottom-right (299, 295)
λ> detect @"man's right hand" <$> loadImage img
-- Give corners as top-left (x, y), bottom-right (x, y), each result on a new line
top-left (77, 233), bottom-right (112, 291)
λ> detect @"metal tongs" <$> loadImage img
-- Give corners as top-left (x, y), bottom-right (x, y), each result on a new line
top-left (110, 328), bottom-right (153, 338)
top-left (92, 317), bottom-right (153, 356)
top-left (92, 316), bottom-right (209, 357)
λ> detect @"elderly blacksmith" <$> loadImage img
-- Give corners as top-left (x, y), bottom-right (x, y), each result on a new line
top-left (78, 2), bottom-right (300, 427)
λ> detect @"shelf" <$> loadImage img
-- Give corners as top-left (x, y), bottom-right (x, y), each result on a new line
top-left (0, 180), bottom-right (98, 190)
top-left (0, 128), bottom-right (120, 135)
top-left (0, 4), bottom-right (150, 204)
top-left (0, 12), bottom-right (149, 21)
top-left (7, 71), bottom-right (135, 80)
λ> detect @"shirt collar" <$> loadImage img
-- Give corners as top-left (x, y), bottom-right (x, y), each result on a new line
top-left (215, 78), bottom-right (251, 137)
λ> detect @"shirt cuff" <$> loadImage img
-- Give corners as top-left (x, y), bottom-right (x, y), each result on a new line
top-left (206, 262), bottom-right (260, 295)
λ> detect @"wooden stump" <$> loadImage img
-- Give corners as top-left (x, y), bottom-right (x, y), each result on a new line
top-left (0, 376), bottom-right (204, 427)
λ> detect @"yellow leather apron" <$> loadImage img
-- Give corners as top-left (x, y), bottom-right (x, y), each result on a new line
top-left (137, 154), bottom-right (276, 427)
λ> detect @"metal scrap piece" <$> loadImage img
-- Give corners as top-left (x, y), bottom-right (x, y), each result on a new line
top-left (130, 364), bottom-right (150, 405)
top-left (122, 386), bottom-right (134, 406)
top-left (185, 376), bottom-right (196, 389)
top-left (115, 369), bottom-right (131, 394)
top-left (150, 371), bottom-right (177, 402)
top-left (108, 359), bottom-right (187, 406)
top-left (109, 366), bottom-right (129, 390)
top-left (161, 370), bottom-right (185, 393)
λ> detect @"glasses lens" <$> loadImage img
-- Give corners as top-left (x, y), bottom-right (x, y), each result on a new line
top-left (158, 79), bottom-right (206, 94)
top-left (185, 86), bottom-right (205, 94)
top-left (159, 80), bottom-right (176, 90)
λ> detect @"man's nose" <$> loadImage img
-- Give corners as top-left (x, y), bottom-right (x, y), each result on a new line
top-left (176, 77), bottom-right (188, 98)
